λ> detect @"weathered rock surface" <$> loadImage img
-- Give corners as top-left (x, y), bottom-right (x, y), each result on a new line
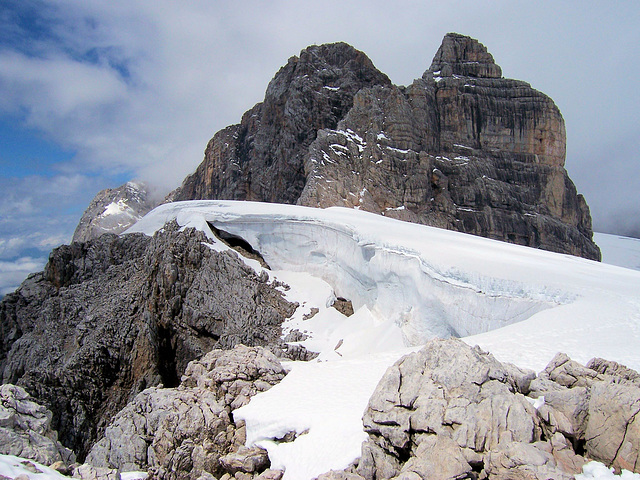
top-left (0, 383), bottom-right (75, 466)
top-left (355, 338), bottom-right (567, 480)
top-left (87, 345), bottom-right (284, 480)
top-left (0, 222), bottom-right (296, 458)
top-left (73, 464), bottom-right (121, 480)
top-left (299, 34), bottom-right (599, 260)
top-left (328, 342), bottom-right (640, 480)
top-left (531, 352), bottom-right (640, 473)
top-left (181, 344), bottom-right (287, 411)
top-left (171, 42), bottom-right (391, 205)
top-left (72, 182), bottom-right (157, 243)
top-left (86, 386), bottom-right (232, 480)
top-left (170, 34), bottom-right (599, 260)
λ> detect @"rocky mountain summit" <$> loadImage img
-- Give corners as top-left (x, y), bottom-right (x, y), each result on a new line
top-left (170, 33), bottom-right (600, 260)
top-left (72, 182), bottom-right (157, 243)
top-left (2, 33), bottom-right (636, 480)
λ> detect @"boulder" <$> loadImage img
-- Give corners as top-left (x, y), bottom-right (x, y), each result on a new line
top-left (181, 344), bottom-right (287, 411)
top-left (219, 446), bottom-right (270, 474)
top-left (0, 384), bottom-right (75, 466)
top-left (356, 339), bottom-right (550, 479)
top-left (73, 464), bottom-right (121, 480)
top-left (530, 353), bottom-right (640, 473)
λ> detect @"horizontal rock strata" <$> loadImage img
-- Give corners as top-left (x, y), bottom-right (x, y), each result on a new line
top-left (170, 34), bottom-right (599, 260)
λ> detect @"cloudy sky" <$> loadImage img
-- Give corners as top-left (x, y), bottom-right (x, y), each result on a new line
top-left (0, 1), bottom-right (639, 294)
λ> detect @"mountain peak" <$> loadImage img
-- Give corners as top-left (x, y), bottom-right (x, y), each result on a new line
top-left (428, 32), bottom-right (502, 78)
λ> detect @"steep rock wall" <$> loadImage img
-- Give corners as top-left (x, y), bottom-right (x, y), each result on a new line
top-left (0, 223), bottom-right (295, 457)
top-left (171, 34), bottom-right (599, 260)
top-left (171, 42), bottom-right (391, 204)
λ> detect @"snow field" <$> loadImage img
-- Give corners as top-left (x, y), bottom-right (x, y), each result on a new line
top-left (125, 200), bottom-right (640, 480)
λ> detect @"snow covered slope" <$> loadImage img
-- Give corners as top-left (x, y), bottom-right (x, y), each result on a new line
top-left (595, 232), bottom-right (640, 271)
top-left (126, 200), bottom-right (640, 479)
top-left (129, 200), bottom-right (640, 366)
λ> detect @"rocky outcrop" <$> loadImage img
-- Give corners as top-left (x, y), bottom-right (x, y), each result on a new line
top-left (171, 42), bottom-right (391, 205)
top-left (72, 182), bottom-right (157, 243)
top-left (299, 34), bottom-right (599, 260)
top-left (530, 353), bottom-right (640, 473)
top-left (354, 339), bottom-right (578, 480)
top-left (180, 344), bottom-right (287, 411)
top-left (87, 345), bottom-right (285, 480)
top-left (0, 383), bottom-right (75, 466)
top-left (323, 339), bottom-right (640, 480)
top-left (0, 222), bottom-right (296, 458)
top-left (170, 34), bottom-right (599, 260)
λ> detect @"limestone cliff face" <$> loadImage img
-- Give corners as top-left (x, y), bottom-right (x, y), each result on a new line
top-left (172, 34), bottom-right (599, 260)
top-left (299, 34), bottom-right (599, 260)
top-left (171, 42), bottom-right (391, 204)
top-left (0, 223), bottom-right (296, 457)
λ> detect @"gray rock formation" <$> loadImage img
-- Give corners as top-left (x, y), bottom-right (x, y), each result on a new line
top-left (72, 182), bottom-right (158, 243)
top-left (0, 222), bottom-right (296, 458)
top-left (299, 33), bottom-right (599, 260)
top-left (530, 352), bottom-right (640, 473)
top-left (169, 34), bottom-right (599, 260)
top-left (181, 344), bottom-right (287, 411)
top-left (171, 42), bottom-right (391, 204)
top-left (355, 338), bottom-right (579, 480)
top-left (0, 383), bottom-right (75, 466)
top-left (87, 345), bottom-right (284, 480)
top-left (322, 341), bottom-right (640, 479)
top-left (73, 464), bottom-right (121, 480)
top-left (87, 385), bottom-right (233, 480)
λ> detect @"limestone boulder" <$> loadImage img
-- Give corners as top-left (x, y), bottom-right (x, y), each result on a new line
top-left (357, 339), bottom-right (547, 479)
top-left (181, 344), bottom-right (287, 411)
top-left (530, 353), bottom-right (640, 473)
top-left (0, 384), bottom-right (75, 466)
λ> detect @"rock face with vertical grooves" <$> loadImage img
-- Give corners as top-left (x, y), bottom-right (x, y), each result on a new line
top-left (171, 34), bottom-right (599, 260)
top-left (0, 222), bottom-right (296, 458)
top-left (171, 42), bottom-right (392, 204)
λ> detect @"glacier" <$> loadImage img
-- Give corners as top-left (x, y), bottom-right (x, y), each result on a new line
top-left (126, 200), bottom-right (640, 480)
top-left (127, 200), bottom-right (639, 354)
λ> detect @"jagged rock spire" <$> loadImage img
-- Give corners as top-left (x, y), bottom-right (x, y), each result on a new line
top-left (428, 32), bottom-right (502, 78)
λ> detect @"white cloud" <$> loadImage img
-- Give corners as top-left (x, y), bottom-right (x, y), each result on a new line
top-left (0, 51), bottom-right (128, 117)
top-left (0, 256), bottom-right (46, 296)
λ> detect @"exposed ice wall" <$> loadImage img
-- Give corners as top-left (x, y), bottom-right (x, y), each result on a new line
top-left (206, 215), bottom-right (563, 342)
top-left (127, 201), bottom-right (575, 344)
